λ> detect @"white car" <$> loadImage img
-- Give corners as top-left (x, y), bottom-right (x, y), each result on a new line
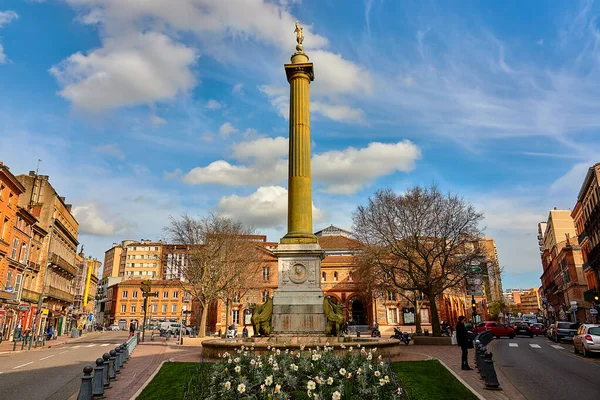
top-left (573, 324), bottom-right (600, 357)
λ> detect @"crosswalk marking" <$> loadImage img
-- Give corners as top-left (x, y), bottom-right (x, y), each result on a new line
top-left (529, 344), bottom-right (541, 349)
top-left (509, 343), bottom-right (519, 347)
top-left (100, 343), bottom-right (110, 347)
top-left (551, 345), bottom-right (564, 350)
top-left (85, 344), bottom-right (96, 348)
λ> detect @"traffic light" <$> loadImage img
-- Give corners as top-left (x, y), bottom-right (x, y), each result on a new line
top-left (471, 295), bottom-right (477, 313)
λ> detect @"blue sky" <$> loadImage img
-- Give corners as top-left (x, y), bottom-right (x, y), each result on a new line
top-left (1, 0), bottom-right (599, 290)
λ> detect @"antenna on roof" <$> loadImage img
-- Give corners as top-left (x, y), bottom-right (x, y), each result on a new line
top-left (35, 159), bottom-right (42, 175)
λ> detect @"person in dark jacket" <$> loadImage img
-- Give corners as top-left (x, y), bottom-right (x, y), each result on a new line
top-left (456, 316), bottom-right (472, 370)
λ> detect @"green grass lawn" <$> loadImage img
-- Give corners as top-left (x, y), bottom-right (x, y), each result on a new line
top-left (137, 360), bottom-right (478, 400)
top-left (393, 360), bottom-right (478, 400)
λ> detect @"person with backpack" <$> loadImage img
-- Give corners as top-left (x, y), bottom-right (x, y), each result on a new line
top-left (456, 316), bottom-right (472, 370)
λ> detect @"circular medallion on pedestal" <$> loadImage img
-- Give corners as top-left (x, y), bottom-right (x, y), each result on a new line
top-left (289, 263), bottom-right (308, 284)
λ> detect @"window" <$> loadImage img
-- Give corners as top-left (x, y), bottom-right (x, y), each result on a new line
top-left (387, 291), bottom-right (395, 301)
top-left (262, 290), bottom-right (269, 302)
top-left (348, 271), bottom-right (353, 281)
top-left (155, 247), bottom-right (158, 251)
top-left (563, 270), bottom-right (570, 284)
top-left (172, 304), bottom-right (177, 314)
top-left (173, 291), bottom-right (179, 298)
top-left (132, 291), bottom-right (138, 298)
top-left (131, 304), bottom-right (137, 313)
top-left (11, 238), bottom-right (18, 259)
top-left (233, 292), bottom-right (240, 302)
top-left (262, 266), bottom-right (270, 281)
top-left (133, 247), bottom-right (137, 251)
top-left (130, 263), bottom-right (134, 267)
top-left (19, 243), bottom-right (28, 263)
top-left (8, 192), bottom-right (13, 206)
top-left (321, 272), bottom-right (326, 282)
top-left (6, 271), bottom-right (13, 289)
top-left (1, 218), bottom-right (8, 239)
top-left (333, 272), bottom-right (338, 282)
top-left (163, 290), bottom-right (168, 299)
top-left (121, 304), bottom-right (126, 313)
top-left (122, 290), bottom-right (128, 298)
top-left (162, 304), bottom-right (167, 313)
top-left (0, 184), bottom-right (3, 198)
top-left (231, 309), bottom-right (240, 325)
top-left (388, 308), bottom-right (398, 324)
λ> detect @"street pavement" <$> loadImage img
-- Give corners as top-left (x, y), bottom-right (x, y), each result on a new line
top-left (0, 331), bottom-right (129, 400)
top-left (491, 335), bottom-right (600, 400)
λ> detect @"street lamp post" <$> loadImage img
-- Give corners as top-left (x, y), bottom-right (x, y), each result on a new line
top-left (140, 280), bottom-right (157, 342)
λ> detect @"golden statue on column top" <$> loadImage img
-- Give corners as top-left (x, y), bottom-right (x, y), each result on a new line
top-left (294, 21), bottom-right (304, 51)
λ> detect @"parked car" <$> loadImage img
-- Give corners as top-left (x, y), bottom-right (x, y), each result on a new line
top-left (551, 322), bottom-right (580, 343)
top-left (513, 322), bottom-right (534, 338)
top-left (530, 323), bottom-right (546, 336)
top-left (477, 321), bottom-right (515, 339)
top-left (573, 324), bottom-right (600, 357)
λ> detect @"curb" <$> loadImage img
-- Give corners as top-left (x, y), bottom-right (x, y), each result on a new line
top-left (128, 359), bottom-right (169, 400)
top-left (436, 358), bottom-right (486, 400)
top-left (0, 332), bottom-right (109, 355)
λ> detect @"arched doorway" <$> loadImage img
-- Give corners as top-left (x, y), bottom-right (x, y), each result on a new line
top-left (350, 299), bottom-right (367, 325)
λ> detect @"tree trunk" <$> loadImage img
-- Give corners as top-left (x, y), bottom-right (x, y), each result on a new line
top-left (225, 300), bottom-right (231, 327)
top-left (199, 303), bottom-right (209, 337)
top-left (414, 299), bottom-right (423, 335)
top-left (428, 293), bottom-right (441, 336)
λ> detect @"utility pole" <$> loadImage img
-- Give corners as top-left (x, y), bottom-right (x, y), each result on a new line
top-left (140, 280), bottom-right (157, 342)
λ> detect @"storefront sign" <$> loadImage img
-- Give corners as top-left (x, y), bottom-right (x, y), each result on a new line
top-left (19, 305), bottom-right (30, 311)
top-left (42, 309), bottom-right (49, 315)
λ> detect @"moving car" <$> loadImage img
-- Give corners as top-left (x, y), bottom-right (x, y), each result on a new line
top-left (530, 323), bottom-right (546, 336)
top-left (573, 324), bottom-right (600, 357)
top-left (513, 322), bottom-right (534, 338)
top-left (477, 321), bottom-right (515, 339)
top-left (551, 321), bottom-right (580, 343)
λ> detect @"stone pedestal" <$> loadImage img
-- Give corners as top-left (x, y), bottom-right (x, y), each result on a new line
top-left (271, 243), bottom-right (326, 334)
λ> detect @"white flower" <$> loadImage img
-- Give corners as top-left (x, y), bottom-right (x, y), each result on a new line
top-left (396, 387), bottom-right (403, 395)
top-left (357, 368), bottom-right (363, 375)
top-left (384, 375), bottom-right (390, 383)
top-left (237, 383), bottom-right (246, 393)
top-left (312, 354), bottom-right (321, 361)
top-left (224, 381), bottom-right (231, 390)
top-left (275, 384), bottom-right (281, 393)
top-left (367, 354), bottom-right (373, 360)
top-left (300, 344), bottom-right (306, 351)
top-left (265, 375), bottom-right (273, 386)
top-left (307, 380), bottom-right (316, 390)
top-left (258, 362), bottom-right (263, 368)
top-left (273, 365), bottom-right (279, 371)
top-left (267, 345), bottom-right (271, 350)
top-left (349, 346), bottom-right (353, 352)
top-left (375, 371), bottom-right (381, 377)
top-left (347, 372), bottom-right (352, 379)
top-left (234, 365), bottom-right (241, 373)
top-left (227, 358), bottom-right (232, 364)
top-left (260, 384), bottom-right (266, 392)
top-left (291, 363), bottom-right (299, 371)
top-left (339, 368), bottom-right (347, 376)
top-left (327, 377), bottom-right (334, 385)
top-left (250, 359), bottom-right (256, 366)
top-left (379, 378), bottom-right (386, 386)
top-left (341, 344), bottom-right (346, 349)
top-left (332, 391), bottom-right (342, 400)
top-left (378, 355), bottom-right (382, 360)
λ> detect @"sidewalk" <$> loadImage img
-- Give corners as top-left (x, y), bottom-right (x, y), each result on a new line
top-left (0, 330), bottom-right (105, 355)
top-left (399, 345), bottom-right (527, 400)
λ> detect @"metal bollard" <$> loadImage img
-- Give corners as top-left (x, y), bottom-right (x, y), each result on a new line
top-left (102, 353), bottom-right (111, 388)
top-left (92, 358), bottom-right (105, 397)
top-left (114, 347), bottom-right (122, 372)
top-left (109, 350), bottom-right (117, 380)
top-left (483, 352), bottom-right (500, 389)
top-left (119, 344), bottom-right (126, 366)
top-left (121, 342), bottom-right (129, 361)
top-left (77, 365), bottom-right (94, 400)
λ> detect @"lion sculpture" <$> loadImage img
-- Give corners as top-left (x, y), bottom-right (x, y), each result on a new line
top-left (250, 297), bottom-right (273, 336)
top-left (324, 297), bottom-right (345, 336)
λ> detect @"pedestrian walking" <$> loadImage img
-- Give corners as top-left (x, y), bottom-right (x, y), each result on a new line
top-left (47, 324), bottom-right (54, 341)
top-left (456, 316), bottom-right (472, 370)
top-left (129, 322), bottom-right (135, 338)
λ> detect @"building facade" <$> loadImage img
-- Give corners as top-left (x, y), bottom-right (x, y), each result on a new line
top-left (120, 240), bottom-right (163, 279)
top-left (102, 242), bottom-right (124, 279)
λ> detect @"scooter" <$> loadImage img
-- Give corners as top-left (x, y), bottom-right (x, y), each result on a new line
top-left (391, 327), bottom-right (411, 345)
top-left (371, 326), bottom-right (381, 338)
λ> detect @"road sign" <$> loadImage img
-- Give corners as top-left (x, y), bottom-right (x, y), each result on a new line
top-left (467, 291), bottom-right (484, 296)
top-left (466, 277), bottom-right (482, 285)
top-left (19, 305), bottom-right (30, 311)
top-left (590, 308), bottom-right (598, 315)
top-left (42, 309), bottom-right (49, 315)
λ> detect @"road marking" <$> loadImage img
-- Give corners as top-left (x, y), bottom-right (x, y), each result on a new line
top-left (13, 362), bottom-right (34, 369)
top-left (529, 344), bottom-right (541, 349)
top-left (100, 343), bottom-right (110, 347)
top-left (551, 345), bottom-right (564, 350)
top-left (509, 343), bottom-right (519, 347)
top-left (40, 355), bottom-right (55, 360)
top-left (59, 351), bottom-right (70, 354)
top-left (85, 344), bottom-right (96, 347)
top-left (72, 345), bottom-right (81, 348)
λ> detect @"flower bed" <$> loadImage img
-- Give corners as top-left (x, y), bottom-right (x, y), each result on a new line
top-left (184, 344), bottom-right (406, 400)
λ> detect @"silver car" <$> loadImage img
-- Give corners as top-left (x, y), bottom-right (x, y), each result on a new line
top-left (573, 324), bottom-right (600, 357)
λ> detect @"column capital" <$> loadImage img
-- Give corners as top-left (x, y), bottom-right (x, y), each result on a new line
top-left (285, 62), bottom-right (314, 83)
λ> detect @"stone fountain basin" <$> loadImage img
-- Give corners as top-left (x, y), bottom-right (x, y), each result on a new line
top-left (201, 335), bottom-right (403, 360)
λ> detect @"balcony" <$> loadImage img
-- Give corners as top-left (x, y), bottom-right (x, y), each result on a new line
top-left (21, 289), bottom-right (40, 303)
top-left (578, 231), bottom-right (587, 245)
top-left (50, 253), bottom-right (77, 276)
top-left (28, 261), bottom-right (41, 272)
top-left (47, 285), bottom-right (74, 303)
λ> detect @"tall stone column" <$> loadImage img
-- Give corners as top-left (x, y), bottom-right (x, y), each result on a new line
top-left (281, 42), bottom-right (317, 245)
top-left (271, 23), bottom-right (325, 336)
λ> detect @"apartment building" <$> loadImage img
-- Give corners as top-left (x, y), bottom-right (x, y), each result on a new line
top-left (120, 240), bottom-right (163, 279)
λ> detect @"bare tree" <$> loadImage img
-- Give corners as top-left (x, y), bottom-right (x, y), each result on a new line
top-left (164, 213), bottom-right (262, 337)
top-left (353, 185), bottom-right (485, 336)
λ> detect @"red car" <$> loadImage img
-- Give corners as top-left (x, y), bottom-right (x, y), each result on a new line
top-left (530, 323), bottom-right (546, 336)
top-left (477, 321), bottom-right (515, 339)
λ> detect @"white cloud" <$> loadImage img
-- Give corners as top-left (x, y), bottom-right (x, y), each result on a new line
top-left (232, 83), bottom-right (244, 94)
top-left (206, 99), bottom-right (223, 109)
top-left (230, 136), bottom-right (288, 161)
top-left (548, 161), bottom-right (593, 197)
top-left (72, 203), bottom-right (117, 236)
top-left (312, 101), bottom-right (366, 124)
top-left (49, 32), bottom-right (196, 111)
top-left (310, 50), bottom-right (373, 96)
top-left (151, 115), bottom-right (166, 125)
top-left (0, 11), bottom-right (18, 64)
top-left (219, 122), bottom-right (238, 138)
top-left (163, 168), bottom-right (183, 180)
top-left (259, 85), bottom-right (288, 118)
top-left (313, 141), bottom-right (421, 194)
top-left (183, 138), bottom-right (421, 194)
top-left (217, 185), bottom-right (323, 229)
top-left (93, 143), bottom-right (125, 161)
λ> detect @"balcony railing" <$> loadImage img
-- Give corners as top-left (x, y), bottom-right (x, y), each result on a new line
top-left (21, 289), bottom-right (40, 303)
top-left (47, 285), bottom-right (74, 303)
top-left (28, 261), bottom-right (41, 272)
top-left (50, 253), bottom-right (77, 276)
